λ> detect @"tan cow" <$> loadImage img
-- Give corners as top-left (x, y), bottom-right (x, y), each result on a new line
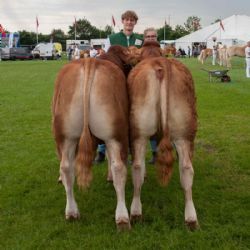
top-left (162, 45), bottom-right (177, 57)
top-left (127, 41), bottom-right (198, 230)
top-left (52, 45), bottom-right (134, 230)
top-left (198, 48), bottom-right (212, 64)
top-left (226, 45), bottom-right (246, 68)
top-left (80, 49), bottom-right (90, 58)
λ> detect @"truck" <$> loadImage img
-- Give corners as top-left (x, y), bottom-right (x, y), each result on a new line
top-left (32, 42), bottom-right (62, 59)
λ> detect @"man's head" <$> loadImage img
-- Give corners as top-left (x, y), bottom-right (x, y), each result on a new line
top-left (144, 27), bottom-right (158, 42)
top-left (121, 10), bottom-right (138, 36)
top-left (247, 41), bottom-right (250, 47)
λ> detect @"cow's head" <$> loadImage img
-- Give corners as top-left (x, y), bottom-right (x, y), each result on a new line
top-left (140, 41), bottom-right (163, 60)
top-left (107, 45), bottom-right (138, 66)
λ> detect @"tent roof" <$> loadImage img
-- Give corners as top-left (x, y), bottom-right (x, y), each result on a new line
top-left (175, 15), bottom-right (250, 43)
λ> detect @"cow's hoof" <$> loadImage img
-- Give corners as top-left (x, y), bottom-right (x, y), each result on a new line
top-left (185, 220), bottom-right (199, 231)
top-left (58, 176), bottom-right (62, 184)
top-left (106, 176), bottom-right (113, 182)
top-left (130, 214), bottom-right (143, 223)
top-left (116, 218), bottom-right (131, 231)
top-left (65, 212), bottom-right (80, 220)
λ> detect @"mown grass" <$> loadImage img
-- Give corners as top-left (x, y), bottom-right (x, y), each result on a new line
top-left (0, 57), bottom-right (249, 250)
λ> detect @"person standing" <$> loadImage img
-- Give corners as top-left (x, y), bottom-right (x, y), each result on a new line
top-left (188, 46), bottom-right (191, 58)
top-left (73, 45), bottom-right (80, 60)
top-left (143, 27), bottom-right (157, 42)
top-left (104, 10), bottom-right (143, 51)
top-left (245, 41), bottom-right (250, 78)
top-left (95, 10), bottom-right (143, 163)
top-left (212, 45), bottom-right (217, 66)
top-left (89, 47), bottom-right (98, 58)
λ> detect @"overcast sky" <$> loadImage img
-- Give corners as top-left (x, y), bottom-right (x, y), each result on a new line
top-left (1, 0), bottom-right (250, 34)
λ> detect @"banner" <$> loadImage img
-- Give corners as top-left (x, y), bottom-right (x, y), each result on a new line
top-left (8, 33), bottom-right (14, 48)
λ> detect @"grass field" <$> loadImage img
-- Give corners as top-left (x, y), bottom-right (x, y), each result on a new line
top-left (0, 57), bottom-right (249, 250)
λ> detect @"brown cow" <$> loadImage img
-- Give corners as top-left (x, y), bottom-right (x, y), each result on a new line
top-left (162, 45), bottom-right (177, 57)
top-left (52, 45), bottom-right (134, 230)
top-left (127, 42), bottom-right (198, 230)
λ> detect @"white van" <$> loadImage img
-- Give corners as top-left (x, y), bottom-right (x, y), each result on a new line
top-left (32, 42), bottom-right (57, 59)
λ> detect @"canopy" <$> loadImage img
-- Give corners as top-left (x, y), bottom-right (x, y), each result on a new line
top-left (175, 15), bottom-right (250, 52)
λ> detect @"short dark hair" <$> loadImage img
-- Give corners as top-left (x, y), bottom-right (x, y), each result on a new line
top-left (121, 10), bottom-right (138, 22)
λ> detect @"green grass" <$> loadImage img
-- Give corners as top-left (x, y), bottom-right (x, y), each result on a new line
top-left (0, 57), bottom-right (249, 250)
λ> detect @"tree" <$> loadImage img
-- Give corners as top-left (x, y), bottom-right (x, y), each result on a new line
top-left (172, 25), bottom-right (189, 39)
top-left (157, 24), bottom-right (174, 41)
top-left (184, 16), bottom-right (202, 33)
top-left (68, 18), bottom-right (98, 40)
top-left (50, 29), bottom-right (67, 49)
top-left (18, 30), bottom-right (37, 45)
top-left (104, 25), bottom-right (113, 36)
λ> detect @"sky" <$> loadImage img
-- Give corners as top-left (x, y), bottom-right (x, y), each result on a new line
top-left (1, 0), bottom-right (250, 35)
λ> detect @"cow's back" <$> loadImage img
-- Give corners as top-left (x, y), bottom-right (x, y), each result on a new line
top-left (52, 58), bottom-right (128, 143)
top-left (128, 57), bottom-right (197, 140)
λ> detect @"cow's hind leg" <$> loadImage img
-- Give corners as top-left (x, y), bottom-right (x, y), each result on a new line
top-left (106, 141), bottom-right (130, 230)
top-left (60, 138), bottom-right (80, 220)
top-left (130, 138), bottom-right (147, 222)
top-left (174, 139), bottom-right (198, 230)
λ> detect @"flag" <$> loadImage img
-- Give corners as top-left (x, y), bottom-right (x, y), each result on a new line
top-left (0, 24), bottom-right (6, 35)
top-left (36, 16), bottom-right (39, 29)
top-left (220, 20), bottom-right (225, 31)
top-left (112, 15), bottom-right (116, 26)
top-left (165, 19), bottom-right (167, 26)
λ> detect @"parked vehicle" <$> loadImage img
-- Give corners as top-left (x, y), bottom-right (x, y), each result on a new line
top-left (54, 42), bottom-right (62, 59)
top-left (32, 42), bottom-right (58, 59)
top-left (0, 46), bottom-right (34, 60)
top-left (10, 47), bottom-right (33, 60)
top-left (0, 47), bottom-right (10, 60)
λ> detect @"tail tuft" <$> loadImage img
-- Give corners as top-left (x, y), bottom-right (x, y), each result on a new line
top-left (76, 129), bottom-right (94, 189)
top-left (156, 136), bottom-right (174, 186)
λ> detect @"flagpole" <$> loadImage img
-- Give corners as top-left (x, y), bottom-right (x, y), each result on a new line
top-left (36, 16), bottom-right (38, 44)
top-left (74, 17), bottom-right (76, 44)
top-left (164, 18), bottom-right (166, 41)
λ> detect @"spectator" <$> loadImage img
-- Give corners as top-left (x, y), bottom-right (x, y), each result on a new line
top-left (188, 46), bottom-right (191, 58)
top-left (89, 47), bottom-right (98, 58)
top-left (212, 45), bottom-right (217, 66)
top-left (73, 45), bottom-right (80, 60)
top-left (245, 41), bottom-right (250, 78)
top-left (67, 45), bottom-right (73, 61)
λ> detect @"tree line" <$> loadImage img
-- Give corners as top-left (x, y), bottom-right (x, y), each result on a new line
top-left (17, 16), bottom-right (202, 50)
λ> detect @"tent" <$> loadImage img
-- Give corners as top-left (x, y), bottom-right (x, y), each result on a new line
top-left (175, 15), bottom-right (250, 54)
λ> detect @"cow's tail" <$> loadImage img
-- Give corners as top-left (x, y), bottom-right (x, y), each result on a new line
top-left (155, 60), bottom-right (174, 186)
top-left (76, 58), bottom-right (96, 189)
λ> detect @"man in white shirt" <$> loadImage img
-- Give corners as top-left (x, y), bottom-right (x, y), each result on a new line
top-left (212, 45), bottom-right (217, 66)
top-left (245, 41), bottom-right (250, 78)
top-left (89, 47), bottom-right (98, 58)
top-left (73, 45), bottom-right (80, 60)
